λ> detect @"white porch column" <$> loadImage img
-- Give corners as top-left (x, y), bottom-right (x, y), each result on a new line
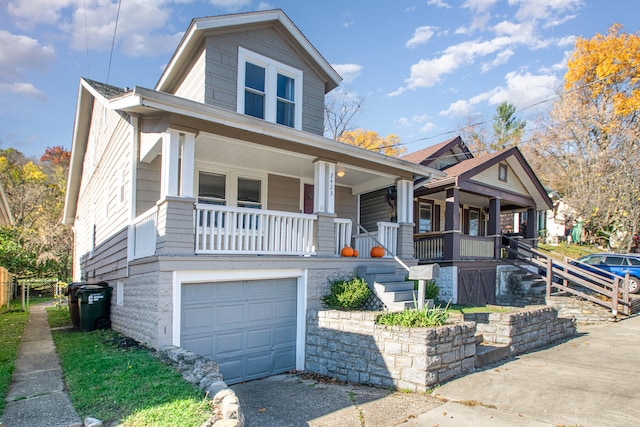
top-left (180, 132), bottom-right (195, 198)
top-left (313, 160), bottom-right (336, 214)
top-left (396, 179), bottom-right (414, 224)
top-left (161, 129), bottom-right (180, 198)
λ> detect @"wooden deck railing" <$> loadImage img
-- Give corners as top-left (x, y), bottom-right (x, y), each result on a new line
top-left (460, 235), bottom-right (495, 259)
top-left (334, 218), bottom-right (353, 255)
top-left (195, 204), bottom-right (316, 255)
top-left (414, 235), bottom-right (444, 260)
top-left (502, 235), bottom-right (631, 317)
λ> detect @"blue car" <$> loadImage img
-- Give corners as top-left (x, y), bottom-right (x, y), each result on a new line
top-left (574, 253), bottom-right (640, 294)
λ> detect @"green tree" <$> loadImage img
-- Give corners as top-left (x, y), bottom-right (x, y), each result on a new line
top-left (0, 148), bottom-right (72, 279)
top-left (492, 101), bottom-right (526, 150)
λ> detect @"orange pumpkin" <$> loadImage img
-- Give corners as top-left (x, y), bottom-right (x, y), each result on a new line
top-left (370, 246), bottom-right (385, 258)
top-left (341, 246), bottom-right (354, 257)
top-left (352, 249), bottom-right (359, 257)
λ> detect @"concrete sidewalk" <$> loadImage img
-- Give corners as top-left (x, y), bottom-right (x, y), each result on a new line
top-left (1, 303), bottom-right (81, 427)
top-left (233, 314), bottom-right (640, 426)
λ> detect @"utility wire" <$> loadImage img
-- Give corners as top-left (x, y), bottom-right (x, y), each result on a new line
top-left (396, 63), bottom-right (640, 149)
top-left (106, 0), bottom-right (123, 85)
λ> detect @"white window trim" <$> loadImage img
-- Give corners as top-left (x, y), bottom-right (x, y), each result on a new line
top-left (195, 164), bottom-right (268, 208)
top-left (237, 47), bottom-right (303, 130)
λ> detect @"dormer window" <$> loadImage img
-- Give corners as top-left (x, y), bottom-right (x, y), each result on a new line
top-left (237, 47), bottom-right (303, 129)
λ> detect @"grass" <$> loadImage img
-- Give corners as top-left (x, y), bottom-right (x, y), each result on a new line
top-left (47, 306), bottom-right (213, 426)
top-left (448, 304), bottom-right (513, 314)
top-left (376, 304), bottom-right (450, 328)
top-left (538, 243), bottom-right (599, 261)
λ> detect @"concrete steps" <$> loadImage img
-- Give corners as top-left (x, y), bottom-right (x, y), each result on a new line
top-left (358, 266), bottom-right (427, 311)
top-left (473, 334), bottom-right (511, 368)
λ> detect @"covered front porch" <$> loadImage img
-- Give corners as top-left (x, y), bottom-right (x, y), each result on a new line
top-left (127, 119), bottom-right (435, 261)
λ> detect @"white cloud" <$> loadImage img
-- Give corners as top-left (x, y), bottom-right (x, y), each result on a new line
top-left (0, 82), bottom-right (47, 100)
top-left (463, 0), bottom-right (498, 13)
top-left (208, 0), bottom-right (252, 9)
top-left (7, 0), bottom-right (76, 28)
top-left (332, 64), bottom-right (363, 84)
top-left (556, 35), bottom-right (576, 47)
top-left (0, 31), bottom-right (55, 81)
top-left (420, 122), bottom-right (437, 132)
top-left (395, 114), bottom-right (436, 132)
top-left (510, 0), bottom-right (583, 24)
top-left (406, 26), bottom-right (437, 48)
top-left (487, 71), bottom-right (560, 109)
top-left (481, 49), bottom-right (514, 72)
top-left (427, 0), bottom-right (451, 8)
top-left (390, 36), bottom-right (514, 96)
top-left (440, 100), bottom-right (473, 117)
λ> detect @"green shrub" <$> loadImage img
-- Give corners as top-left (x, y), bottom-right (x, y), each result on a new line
top-left (322, 276), bottom-right (371, 310)
top-left (376, 304), bottom-right (450, 328)
top-left (412, 279), bottom-right (440, 300)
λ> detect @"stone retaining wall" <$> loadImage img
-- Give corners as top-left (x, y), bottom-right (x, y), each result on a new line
top-left (464, 306), bottom-right (576, 355)
top-left (305, 310), bottom-right (476, 392)
top-left (306, 306), bottom-right (576, 392)
top-left (546, 295), bottom-right (615, 323)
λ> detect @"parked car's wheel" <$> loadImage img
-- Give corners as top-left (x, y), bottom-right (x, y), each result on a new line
top-left (627, 276), bottom-right (640, 294)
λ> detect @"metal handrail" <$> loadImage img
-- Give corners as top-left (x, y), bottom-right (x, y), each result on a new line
top-left (353, 220), bottom-right (410, 273)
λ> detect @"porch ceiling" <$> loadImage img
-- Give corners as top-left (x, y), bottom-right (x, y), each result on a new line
top-left (194, 133), bottom-right (397, 194)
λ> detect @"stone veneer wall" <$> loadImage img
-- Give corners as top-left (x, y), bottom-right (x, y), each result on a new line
top-left (305, 310), bottom-right (476, 392)
top-left (435, 266), bottom-right (457, 303)
top-left (546, 295), bottom-right (615, 323)
top-left (465, 306), bottom-right (576, 355)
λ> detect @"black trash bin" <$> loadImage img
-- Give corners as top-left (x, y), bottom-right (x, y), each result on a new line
top-left (76, 284), bottom-right (112, 332)
top-left (66, 282), bottom-right (88, 329)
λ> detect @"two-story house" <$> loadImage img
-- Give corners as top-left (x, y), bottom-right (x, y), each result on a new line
top-left (63, 10), bottom-right (444, 384)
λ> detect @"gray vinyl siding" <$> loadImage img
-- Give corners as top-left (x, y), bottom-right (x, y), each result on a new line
top-left (359, 188), bottom-right (391, 232)
top-left (76, 99), bottom-right (132, 281)
top-left (335, 186), bottom-right (357, 221)
top-left (203, 27), bottom-right (326, 135)
top-left (267, 174), bottom-right (300, 213)
top-left (136, 156), bottom-right (161, 216)
top-left (174, 50), bottom-right (206, 103)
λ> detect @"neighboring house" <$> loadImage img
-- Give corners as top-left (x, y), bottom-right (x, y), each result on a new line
top-left (0, 183), bottom-right (13, 226)
top-left (63, 10), bottom-right (444, 384)
top-left (402, 136), bottom-right (553, 305)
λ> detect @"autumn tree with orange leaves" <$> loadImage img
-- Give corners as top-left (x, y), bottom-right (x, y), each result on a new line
top-left (529, 24), bottom-right (640, 250)
top-left (338, 129), bottom-right (406, 157)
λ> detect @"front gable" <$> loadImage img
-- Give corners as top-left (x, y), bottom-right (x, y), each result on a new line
top-left (469, 161), bottom-right (528, 195)
top-left (158, 9), bottom-right (340, 136)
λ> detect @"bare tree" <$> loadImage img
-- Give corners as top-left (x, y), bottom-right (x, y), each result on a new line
top-left (324, 91), bottom-right (364, 140)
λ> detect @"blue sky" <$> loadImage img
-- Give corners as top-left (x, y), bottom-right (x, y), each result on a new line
top-left (0, 0), bottom-right (635, 158)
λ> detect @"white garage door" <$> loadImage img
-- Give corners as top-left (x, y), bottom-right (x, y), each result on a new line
top-left (181, 278), bottom-right (297, 384)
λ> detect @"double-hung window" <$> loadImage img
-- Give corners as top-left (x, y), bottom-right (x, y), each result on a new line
top-left (238, 47), bottom-right (303, 129)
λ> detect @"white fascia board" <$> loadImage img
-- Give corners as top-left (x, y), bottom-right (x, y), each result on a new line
top-left (156, 10), bottom-right (341, 93)
top-left (118, 86), bottom-right (444, 180)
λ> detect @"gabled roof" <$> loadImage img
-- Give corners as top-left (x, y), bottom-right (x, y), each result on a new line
top-left (401, 136), bottom-right (472, 168)
top-left (156, 9), bottom-right (342, 94)
top-left (422, 146), bottom-right (553, 210)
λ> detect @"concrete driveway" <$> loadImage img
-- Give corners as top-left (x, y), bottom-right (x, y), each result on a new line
top-left (231, 315), bottom-right (640, 426)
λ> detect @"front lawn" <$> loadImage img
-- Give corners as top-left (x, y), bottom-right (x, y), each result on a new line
top-left (47, 306), bottom-right (213, 426)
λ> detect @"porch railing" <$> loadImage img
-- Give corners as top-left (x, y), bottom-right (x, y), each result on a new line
top-left (460, 235), bottom-right (496, 259)
top-left (414, 235), bottom-right (444, 260)
top-left (195, 204), bottom-right (316, 255)
top-left (353, 221), bottom-right (398, 258)
top-left (334, 218), bottom-right (353, 255)
top-left (133, 206), bottom-right (158, 259)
